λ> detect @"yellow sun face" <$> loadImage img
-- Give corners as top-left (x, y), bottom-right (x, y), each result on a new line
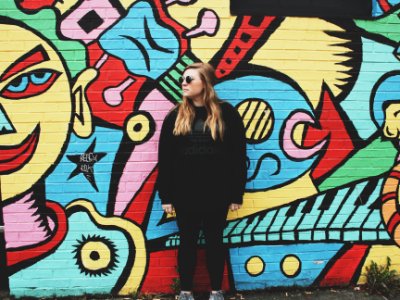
top-left (0, 24), bottom-right (72, 200)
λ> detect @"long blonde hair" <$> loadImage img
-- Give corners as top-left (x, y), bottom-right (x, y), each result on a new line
top-left (173, 62), bottom-right (224, 140)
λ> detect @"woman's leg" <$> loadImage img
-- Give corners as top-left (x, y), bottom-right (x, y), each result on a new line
top-left (202, 208), bottom-right (229, 291)
top-left (175, 208), bottom-right (202, 291)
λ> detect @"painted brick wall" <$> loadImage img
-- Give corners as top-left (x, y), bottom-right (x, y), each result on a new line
top-left (1, 0), bottom-right (400, 297)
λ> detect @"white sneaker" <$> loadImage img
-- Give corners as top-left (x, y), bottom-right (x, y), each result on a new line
top-left (178, 291), bottom-right (195, 300)
top-left (209, 291), bottom-right (224, 300)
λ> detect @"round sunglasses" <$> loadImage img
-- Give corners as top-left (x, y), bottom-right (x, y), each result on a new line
top-left (179, 75), bottom-right (194, 84)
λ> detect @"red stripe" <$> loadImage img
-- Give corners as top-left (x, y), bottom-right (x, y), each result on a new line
top-left (19, 0), bottom-right (56, 10)
top-left (382, 192), bottom-right (397, 203)
top-left (215, 16), bottom-right (277, 79)
top-left (389, 170), bottom-right (400, 180)
top-left (1, 49), bottom-right (46, 81)
top-left (387, 213), bottom-right (400, 234)
top-left (123, 168), bottom-right (158, 225)
top-left (378, 0), bottom-right (391, 12)
top-left (320, 244), bottom-right (369, 286)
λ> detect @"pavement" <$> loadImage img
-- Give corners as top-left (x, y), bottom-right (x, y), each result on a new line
top-left (2, 287), bottom-right (399, 300)
top-left (191, 288), bottom-right (397, 300)
top-left (234, 288), bottom-right (396, 300)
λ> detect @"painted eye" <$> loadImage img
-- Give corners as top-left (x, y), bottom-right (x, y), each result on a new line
top-left (73, 235), bottom-right (119, 277)
top-left (30, 71), bottom-right (52, 85)
top-left (1, 69), bottom-right (60, 99)
top-left (6, 76), bottom-right (28, 93)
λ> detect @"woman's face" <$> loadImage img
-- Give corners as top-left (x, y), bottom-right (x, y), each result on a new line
top-left (181, 68), bottom-right (204, 103)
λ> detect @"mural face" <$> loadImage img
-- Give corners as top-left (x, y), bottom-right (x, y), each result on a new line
top-left (3, 0), bottom-right (400, 298)
top-left (0, 24), bottom-right (72, 200)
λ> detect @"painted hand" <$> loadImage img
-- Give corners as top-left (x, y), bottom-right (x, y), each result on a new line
top-left (162, 204), bottom-right (174, 214)
top-left (229, 203), bottom-right (242, 211)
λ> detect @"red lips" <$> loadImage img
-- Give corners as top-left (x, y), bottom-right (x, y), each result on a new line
top-left (0, 125), bottom-right (40, 174)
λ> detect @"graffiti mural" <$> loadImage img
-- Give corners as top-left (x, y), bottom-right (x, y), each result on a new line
top-left (2, 0), bottom-right (400, 297)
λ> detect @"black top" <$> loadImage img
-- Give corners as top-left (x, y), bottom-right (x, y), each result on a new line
top-left (157, 101), bottom-right (247, 211)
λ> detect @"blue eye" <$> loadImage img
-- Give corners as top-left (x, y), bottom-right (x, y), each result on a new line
top-left (1, 69), bottom-right (60, 100)
top-left (6, 76), bottom-right (28, 92)
top-left (30, 71), bottom-right (52, 85)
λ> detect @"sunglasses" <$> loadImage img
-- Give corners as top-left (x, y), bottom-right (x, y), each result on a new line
top-left (179, 75), bottom-right (194, 84)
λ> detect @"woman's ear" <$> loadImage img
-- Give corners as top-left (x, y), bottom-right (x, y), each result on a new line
top-left (71, 68), bottom-right (98, 138)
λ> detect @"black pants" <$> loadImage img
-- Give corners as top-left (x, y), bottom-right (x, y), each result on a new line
top-left (175, 206), bottom-right (228, 291)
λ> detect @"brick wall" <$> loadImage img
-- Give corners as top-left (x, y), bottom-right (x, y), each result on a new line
top-left (1, 0), bottom-right (400, 297)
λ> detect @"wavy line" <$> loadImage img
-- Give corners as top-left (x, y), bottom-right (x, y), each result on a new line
top-left (247, 153), bottom-right (281, 181)
top-left (122, 35), bottom-right (150, 71)
top-left (144, 18), bottom-right (174, 54)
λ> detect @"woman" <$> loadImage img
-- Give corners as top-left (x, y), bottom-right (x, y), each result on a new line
top-left (157, 62), bottom-right (247, 300)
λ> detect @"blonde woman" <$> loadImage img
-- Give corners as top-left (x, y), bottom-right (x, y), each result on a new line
top-left (157, 63), bottom-right (247, 300)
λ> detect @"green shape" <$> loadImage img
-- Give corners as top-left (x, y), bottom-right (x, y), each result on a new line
top-left (160, 81), bottom-right (181, 102)
top-left (355, 8), bottom-right (400, 43)
top-left (176, 62), bottom-right (185, 71)
top-left (181, 55), bottom-right (195, 66)
top-left (165, 75), bottom-right (181, 92)
top-left (318, 137), bottom-right (397, 192)
top-left (0, 0), bottom-right (86, 78)
top-left (170, 69), bottom-right (181, 80)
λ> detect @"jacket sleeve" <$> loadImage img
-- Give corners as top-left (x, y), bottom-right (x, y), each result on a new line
top-left (226, 105), bottom-right (247, 205)
top-left (157, 111), bottom-right (176, 205)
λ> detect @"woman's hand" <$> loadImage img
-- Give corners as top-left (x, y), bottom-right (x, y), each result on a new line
top-left (229, 203), bottom-right (242, 211)
top-left (162, 204), bottom-right (174, 214)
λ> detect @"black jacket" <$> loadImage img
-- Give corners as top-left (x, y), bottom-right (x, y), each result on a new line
top-left (157, 101), bottom-right (247, 210)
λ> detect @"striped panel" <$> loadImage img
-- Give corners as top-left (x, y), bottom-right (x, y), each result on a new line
top-left (159, 55), bottom-right (195, 102)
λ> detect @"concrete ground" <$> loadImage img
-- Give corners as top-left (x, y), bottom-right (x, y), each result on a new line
top-left (235, 288), bottom-right (395, 300)
top-left (3, 287), bottom-right (399, 300)
top-left (117, 288), bottom-right (397, 300)
top-left (196, 288), bottom-right (397, 300)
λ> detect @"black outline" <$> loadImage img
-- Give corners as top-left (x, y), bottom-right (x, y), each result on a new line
top-left (280, 254), bottom-right (301, 278)
top-left (370, 70), bottom-right (400, 130)
top-left (0, 16), bottom-right (77, 205)
top-left (144, 18), bottom-right (174, 54)
top-left (245, 255), bottom-right (265, 277)
top-left (122, 35), bottom-right (151, 72)
top-left (306, 82), bottom-right (364, 185)
top-left (246, 153), bottom-right (281, 182)
top-left (0, 45), bottom-right (49, 82)
top-left (280, 109), bottom-right (322, 163)
top-left (123, 111), bottom-right (156, 145)
top-left (209, 16), bottom-right (285, 78)
top-left (72, 234), bottom-right (119, 277)
top-left (1, 69), bottom-right (61, 100)
top-left (66, 204), bottom-right (138, 294)
top-left (0, 104), bottom-right (16, 135)
top-left (78, 10), bottom-right (105, 34)
top-left (7, 198), bottom-right (67, 275)
top-left (0, 124), bottom-right (40, 175)
top-left (66, 138), bottom-right (107, 192)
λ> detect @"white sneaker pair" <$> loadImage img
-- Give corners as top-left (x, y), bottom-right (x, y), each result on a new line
top-left (178, 290), bottom-right (224, 300)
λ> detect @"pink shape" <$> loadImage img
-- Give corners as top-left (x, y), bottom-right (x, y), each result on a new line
top-left (114, 89), bottom-right (175, 215)
top-left (3, 192), bottom-right (52, 248)
top-left (283, 111), bottom-right (326, 159)
top-left (184, 9), bottom-right (219, 38)
top-left (60, 0), bottom-right (121, 44)
top-left (104, 77), bottom-right (135, 106)
top-left (95, 53), bottom-right (109, 69)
